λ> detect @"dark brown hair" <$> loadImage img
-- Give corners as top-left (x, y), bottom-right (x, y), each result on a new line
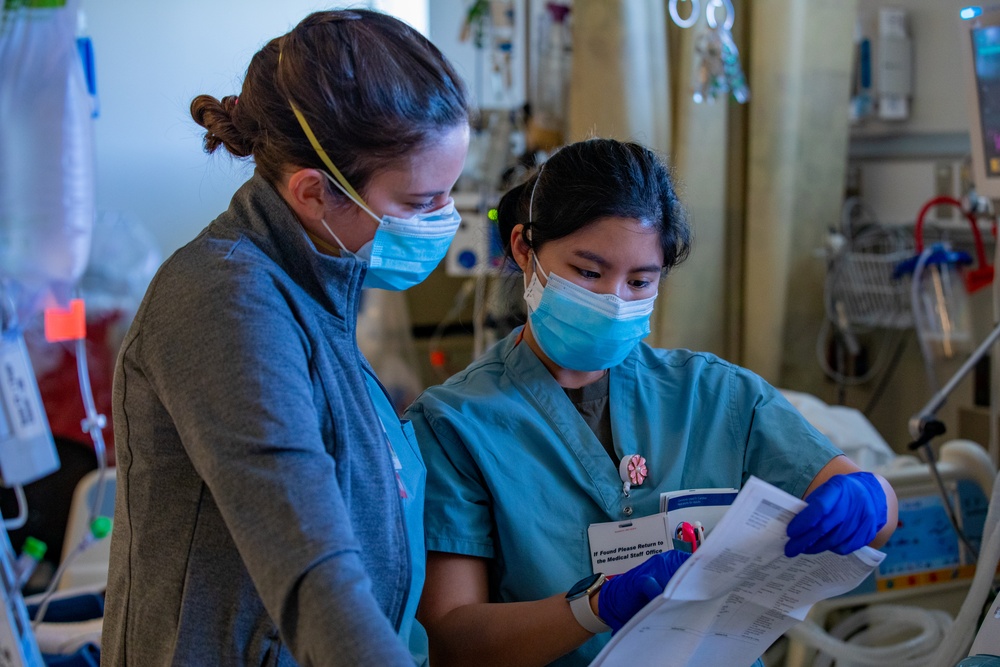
top-left (190, 9), bottom-right (470, 190)
top-left (496, 139), bottom-right (691, 274)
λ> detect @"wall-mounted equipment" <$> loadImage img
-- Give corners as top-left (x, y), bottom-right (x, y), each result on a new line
top-left (960, 5), bottom-right (1000, 199)
top-left (877, 7), bottom-right (913, 121)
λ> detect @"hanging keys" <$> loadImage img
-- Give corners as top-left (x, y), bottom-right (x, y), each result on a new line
top-left (684, 0), bottom-right (750, 104)
top-left (718, 26), bottom-right (750, 103)
top-left (693, 27), bottom-right (726, 103)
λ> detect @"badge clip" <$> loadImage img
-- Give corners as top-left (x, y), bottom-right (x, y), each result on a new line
top-left (618, 454), bottom-right (647, 497)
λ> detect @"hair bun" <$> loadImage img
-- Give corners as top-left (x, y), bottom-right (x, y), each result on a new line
top-left (190, 94), bottom-right (252, 157)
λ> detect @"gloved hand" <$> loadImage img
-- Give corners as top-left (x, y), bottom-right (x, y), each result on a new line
top-left (597, 550), bottom-right (691, 633)
top-left (785, 472), bottom-right (888, 558)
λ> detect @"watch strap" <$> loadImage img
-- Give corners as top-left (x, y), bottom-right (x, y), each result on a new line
top-left (568, 584), bottom-right (611, 634)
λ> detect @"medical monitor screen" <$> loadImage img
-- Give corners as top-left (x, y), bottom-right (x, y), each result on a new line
top-left (972, 25), bottom-right (1000, 179)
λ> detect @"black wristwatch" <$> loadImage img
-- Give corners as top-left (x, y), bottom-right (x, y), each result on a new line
top-left (566, 573), bottom-right (611, 634)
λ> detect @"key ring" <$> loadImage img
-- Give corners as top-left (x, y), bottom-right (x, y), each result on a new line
top-left (706, 0), bottom-right (735, 31)
top-left (668, 0), bottom-right (700, 29)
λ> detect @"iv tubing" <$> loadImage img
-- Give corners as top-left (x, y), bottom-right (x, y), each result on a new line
top-left (32, 324), bottom-right (110, 627)
top-left (2, 485), bottom-right (27, 530)
top-left (991, 211), bottom-right (999, 468)
top-left (910, 248), bottom-right (940, 391)
top-left (914, 196), bottom-right (991, 269)
top-left (75, 334), bottom-right (108, 524)
top-left (786, 604), bottom-right (950, 665)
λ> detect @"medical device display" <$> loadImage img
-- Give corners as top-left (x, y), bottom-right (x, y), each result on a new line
top-left (961, 5), bottom-right (1000, 199)
top-left (861, 479), bottom-right (987, 593)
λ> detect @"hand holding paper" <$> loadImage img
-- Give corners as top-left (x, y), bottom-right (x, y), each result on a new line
top-left (785, 472), bottom-right (888, 557)
top-left (598, 551), bottom-right (692, 633)
top-left (591, 477), bottom-right (886, 667)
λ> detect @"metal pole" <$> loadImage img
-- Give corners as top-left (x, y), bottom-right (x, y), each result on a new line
top-left (909, 320), bottom-right (1000, 440)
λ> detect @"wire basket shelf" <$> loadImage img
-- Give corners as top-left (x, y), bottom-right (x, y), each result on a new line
top-left (826, 226), bottom-right (914, 330)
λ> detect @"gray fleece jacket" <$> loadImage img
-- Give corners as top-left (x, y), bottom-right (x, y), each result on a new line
top-left (102, 173), bottom-right (417, 666)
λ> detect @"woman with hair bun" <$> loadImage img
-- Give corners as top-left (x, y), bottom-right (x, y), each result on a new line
top-left (103, 9), bottom-right (469, 666)
top-left (406, 138), bottom-right (897, 666)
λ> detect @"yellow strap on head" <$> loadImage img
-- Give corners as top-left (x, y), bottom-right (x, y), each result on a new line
top-left (278, 48), bottom-right (373, 213)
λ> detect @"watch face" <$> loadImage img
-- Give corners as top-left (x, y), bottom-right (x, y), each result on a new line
top-left (567, 573), bottom-right (604, 599)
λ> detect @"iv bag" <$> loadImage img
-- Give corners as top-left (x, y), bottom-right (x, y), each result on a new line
top-left (0, 0), bottom-right (96, 318)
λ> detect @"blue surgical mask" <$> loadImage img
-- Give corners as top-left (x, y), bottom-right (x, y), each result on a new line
top-left (284, 99), bottom-right (460, 291)
top-left (523, 255), bottom-right (657, 371)
top-left (319, 174), bottom-right (461, 290)
top-left (319, 174), bottom-right (461, 291)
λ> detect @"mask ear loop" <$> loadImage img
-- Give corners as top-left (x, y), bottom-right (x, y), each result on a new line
top-left (525, 164), bottom-right (547, 282)
top-left (319, 218), bottom-right (350, 254)
top-left (528, 163), bottom-right (544, 229)
top-left (278, 48), bottom-right (380, 224)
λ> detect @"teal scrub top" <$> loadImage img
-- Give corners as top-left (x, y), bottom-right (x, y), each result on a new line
top-left (405, 330), bottom-right (841, 667)
top-left (362, 369), bottom-right (429, 666)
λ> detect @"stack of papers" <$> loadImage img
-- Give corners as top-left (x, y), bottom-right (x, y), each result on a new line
top-left (591, 476), bottom-right (885, 666)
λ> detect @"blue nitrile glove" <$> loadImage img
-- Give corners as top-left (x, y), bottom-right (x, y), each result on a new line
top-left (785, 472), bottom-right (888, 558)
top-left (597, 550), bottom-right (691, 633)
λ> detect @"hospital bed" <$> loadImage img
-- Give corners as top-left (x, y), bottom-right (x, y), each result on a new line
top-left (780, 391), bottom-right (1000, 667)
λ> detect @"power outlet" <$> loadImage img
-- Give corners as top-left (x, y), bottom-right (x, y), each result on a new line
top-left (935, 161), bottom-right (954, 219)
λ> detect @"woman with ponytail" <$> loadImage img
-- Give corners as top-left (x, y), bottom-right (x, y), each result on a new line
top-left (103, 10), bottom-right (469, 666)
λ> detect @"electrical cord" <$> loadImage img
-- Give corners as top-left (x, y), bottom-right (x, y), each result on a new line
top-left (819, 202), bottom-right (911, 393)
top-left (908, 422), bottom-right (981, 561)
top-left (428, 278), bottom-right (477, 382)
top-left (815, 316), bottom-right (896, 388)
top-left (907, 425), bottom-right (1000, 605)
top-left (472, 274), bottom-right (488, 359)
top-left (862, 330), bottom-right (908, 417)
top-left (30, 517), bottom-right (110, 630)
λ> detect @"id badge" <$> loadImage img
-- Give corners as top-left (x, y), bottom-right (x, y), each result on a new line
top-left (588, 512), bottom-right (671, 576)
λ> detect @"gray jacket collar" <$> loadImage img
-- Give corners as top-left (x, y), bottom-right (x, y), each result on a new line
top-left (213, 171), bottom-right (367, 330)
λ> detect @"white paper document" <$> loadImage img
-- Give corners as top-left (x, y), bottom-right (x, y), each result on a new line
top-left (591, 476), bottom-right (885, 667)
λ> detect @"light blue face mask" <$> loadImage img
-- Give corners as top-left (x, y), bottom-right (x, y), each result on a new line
top-left (319, 172), bottom-right (462, 291)
top-left (523, 255), bottom-right (658, 371)
top-left (284, 97), bottom-right (461, 291)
